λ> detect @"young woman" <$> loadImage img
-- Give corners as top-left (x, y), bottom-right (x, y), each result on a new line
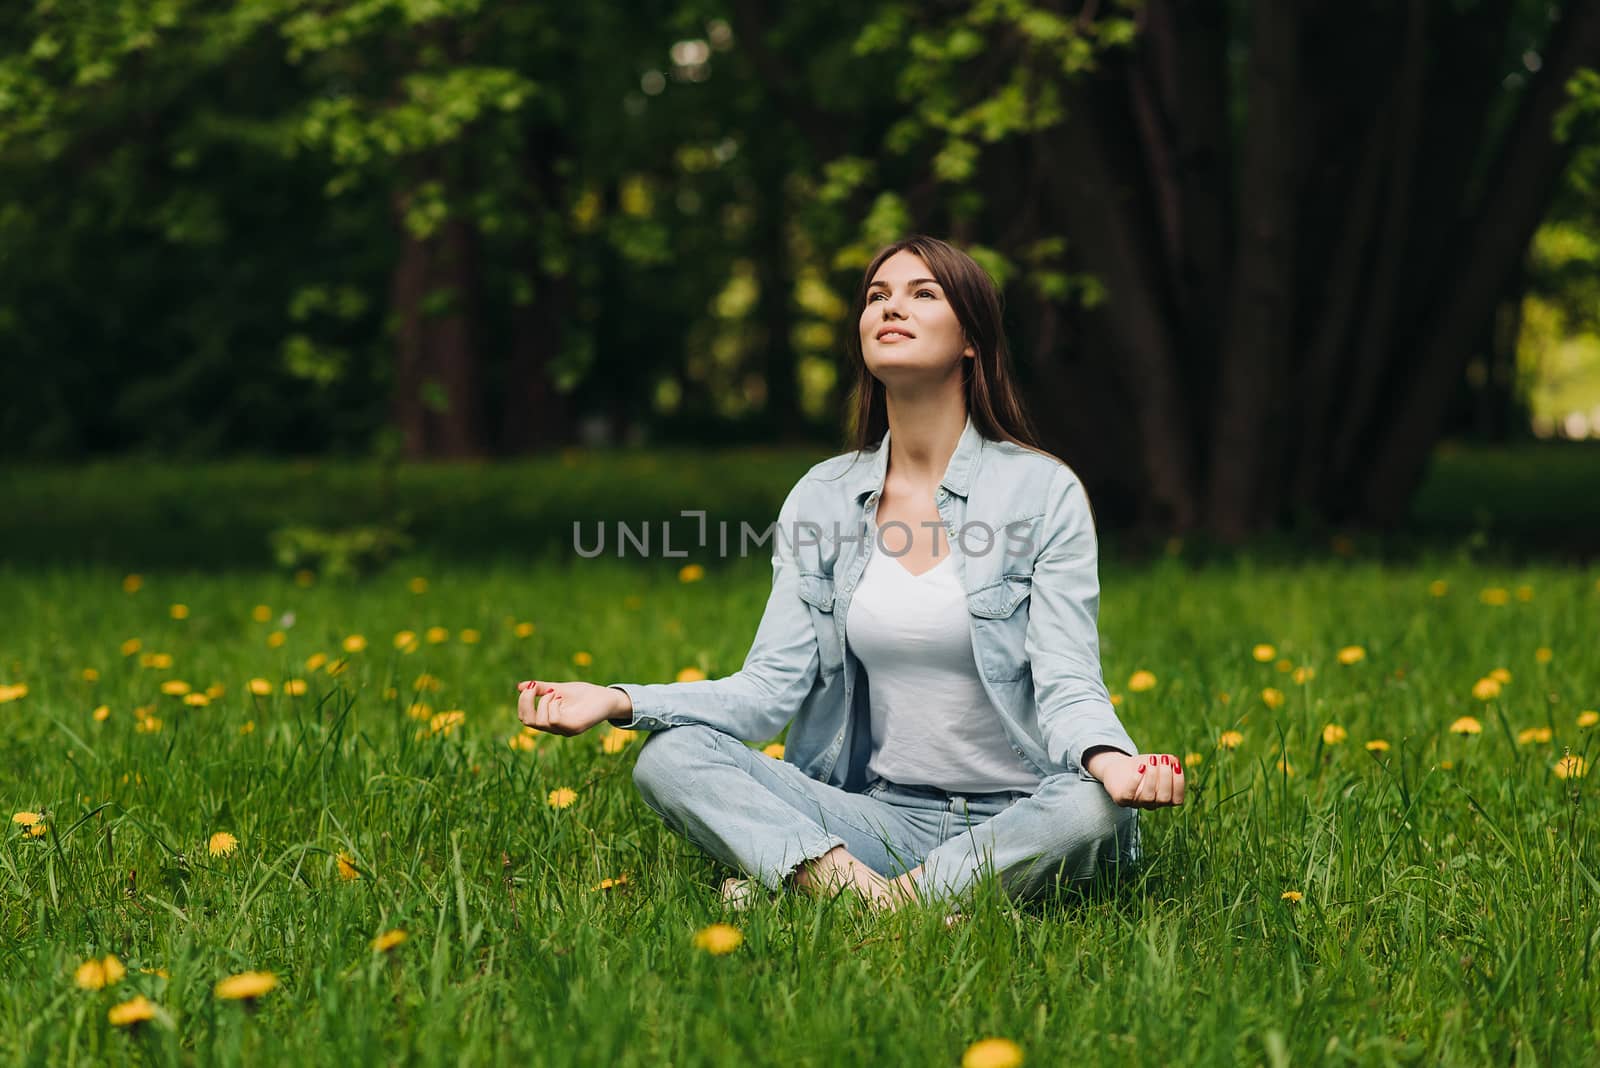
top-left (516, 235), bottom-right (1184, 914)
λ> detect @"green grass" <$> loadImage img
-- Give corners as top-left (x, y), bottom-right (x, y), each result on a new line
top-left (2, 452), bottom-right (1599, 1065)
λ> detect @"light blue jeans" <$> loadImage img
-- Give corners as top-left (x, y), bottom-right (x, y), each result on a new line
top-left (631, 723), bottom-right (1142, 907)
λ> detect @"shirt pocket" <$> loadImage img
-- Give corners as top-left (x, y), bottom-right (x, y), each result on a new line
top-left (966, 575), bottom-right (1032, 682)
top-left (796, 572), bottom-right (845, 677)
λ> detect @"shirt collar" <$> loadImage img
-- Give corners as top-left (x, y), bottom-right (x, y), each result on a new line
top-left (849, 412), bottom-right (984, 504)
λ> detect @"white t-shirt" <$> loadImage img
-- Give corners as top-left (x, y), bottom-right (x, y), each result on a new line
top-left (845, 535), bottom-right (1043, 795)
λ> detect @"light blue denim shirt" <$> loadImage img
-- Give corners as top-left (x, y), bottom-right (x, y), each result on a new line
top-left (609, 414), bottom-right (1139, 793)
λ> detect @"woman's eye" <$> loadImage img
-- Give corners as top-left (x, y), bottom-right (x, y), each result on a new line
top-left (916, 290), bottom-right (935, 298)
top-left (867, 293), bottom-right (885, 302)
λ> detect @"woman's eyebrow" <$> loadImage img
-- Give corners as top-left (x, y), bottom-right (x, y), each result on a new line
top-left (867, 277), bottom-right (941, 290)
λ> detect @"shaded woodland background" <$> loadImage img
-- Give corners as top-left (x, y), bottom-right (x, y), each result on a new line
top-left (2, 0), bottom-right (1598, 540)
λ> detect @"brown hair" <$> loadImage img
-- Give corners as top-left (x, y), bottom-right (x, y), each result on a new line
top-left (842, 235), bottom-right (1059, 463)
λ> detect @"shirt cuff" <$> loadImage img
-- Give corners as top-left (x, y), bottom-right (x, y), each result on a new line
top-left (606, 683), bottom-right (667, 732)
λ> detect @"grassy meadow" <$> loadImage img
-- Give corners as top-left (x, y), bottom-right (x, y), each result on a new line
top-left (2, 446), bottom-right (1599, 1066)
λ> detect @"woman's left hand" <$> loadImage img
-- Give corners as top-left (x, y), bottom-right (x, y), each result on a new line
top-left (1087, 751), bottom-right (1185, 809)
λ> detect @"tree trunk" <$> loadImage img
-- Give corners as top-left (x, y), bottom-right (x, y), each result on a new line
top-left (388, 180), bottom-right (487, 460)
top-left (1205, 0), bottom-right (1300, 540)
top-left (1036, 73), bottom-right (1199, 530)
top-left (1360, 0), bottom-right (1600, 523)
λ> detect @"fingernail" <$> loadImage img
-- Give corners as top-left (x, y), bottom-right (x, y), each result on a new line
top-left (1138, 764), bottom-right (1146, 773)
top-left (1176, 765), bottom-right (1183, 775)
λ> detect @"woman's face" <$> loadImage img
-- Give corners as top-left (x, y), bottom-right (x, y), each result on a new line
top-left (858, 250), bottom-right (973, 385)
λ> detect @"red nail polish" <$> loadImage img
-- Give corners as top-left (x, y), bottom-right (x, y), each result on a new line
top-left (1176, 765), bottom-right (1183, 775)
top-left (1138, 764), bottom-right (1146, 773)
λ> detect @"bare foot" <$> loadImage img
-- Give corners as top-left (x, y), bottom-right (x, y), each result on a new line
top-left (789, 846), bottom-right (901, 909)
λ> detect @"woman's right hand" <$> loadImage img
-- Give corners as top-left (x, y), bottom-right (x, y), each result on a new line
top-left (516, 679), bottom-right (631, 736)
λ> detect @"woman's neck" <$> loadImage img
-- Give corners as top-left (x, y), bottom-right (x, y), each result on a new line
top-left (882, 387), bottom-right (967, 489)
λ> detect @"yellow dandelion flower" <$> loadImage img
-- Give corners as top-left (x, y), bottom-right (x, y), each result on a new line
top-left (121, 638), bottom-right (142, 656)
top-left (1577, 711), bottom-right (1598, 728)
top-left (459, 628), bottom-right (481, 644)
top-left (413, 673), bottom-right (442, 692)
top-left (408, 577), bottom-right (429, 594)
top-left (252, 604), bottom-right (272, 622)
top-left (75, 955), bottom-right (126, 990)
top-left (142, 652), bottom-right (174, 670)
top-left (342, 635), bottom-right (367, 653)
top-left (547, 787), bottom-right (578, 809)
top-left (1217, 691), bottom-right (1232, 704)
top-left (601, 730), bottom-right (631, 754)
top-left (283, 679), bottom-right (307, 697)
top-left (692, 922), bottom-right (742, 955)
top-left (1292, 666), bottom-right (1316, 685)
top-left (1427, 580), bottom-right (1448, 597)
top-left (428, 710), bottom-right (465, 737)
top-left (1275, 759), bottom-right (1295, 776)
top-left (122, 574), bottom-right (143, 594)
top-left (1515, 585), bottom-right (1533, 602)
top-left (1472, 677), bottom-right (1501, 700)
top-left (1440, 760), bottom-right (1454, 770)
top-left (592, 873), bottom-right (631, 891)
top-left (240, 720), bottom-right (255, 735)
top-left (0, 683), bottom-right (30, 703)
top-left (1184, 751), bottom-right (1202, 766)
top-left (1218, 730), bottom-right (1244, 750)
top-left (1365, 739), bottom-right (1390, 752)
top-left (325, 659), bottom-right (347, 677)
top-left (371, 929), bottom-right (408, 953)
top-left (1337, 646), bottom-right (1366, 665)
top-left (305, 652), bottom-right (327, 672)
top-left (248, 678), bottom-right (272, 696)
top-left (675, 666), bottom-right (708, 683)
top-left (1274, 658), bottom-right (1293, 673)
top-left (14, 810), bottom-right (45, 827)
top-left (1479, 587), bottom-right (1509, 606)
top-left (393, 630), bottom-right (419, 653)
top-left (295, 569), bottom-right (315, 587)
top-left (763, 743), bottom-right (785, 759)
top-left (208, 832), bottom-right (238, 858)
top-left (1280, 890), bottom-right (1303, 903)
top-left (513, 621), bottom-right (536, 638)
top-left (134, 715), bottom-right (162, 734)
top-left (1534, 647), bottom-right (1553, 664)
top-left (25, 822), bottom-right (48, 837)
top-left (159, 679), bottom-right (191, 697)
top-left (336, 852), bottom-right (361, 881)
top-left (425, 626), bottom-right (449, 644)
top-left (93, 704), bottom-right (110, 721)
top-left (679, 564), bottom-right (706, 583)
top-left (107, 995), bottom-right (158, 1027)
top-left (1450, 716), bottom-right (1483, 735)
top-left (1489, 667), bottom-right (1512, 684)
top-left (182, 692), bottom-right (209, 707)
top-left (1252, 644), bottom-right (1276, 663)
top-left (1321, 724), bottom-right (1347, 745)
top-left (169, 604), bottom-right (189, 620)
top-left (572, 651), bottom-right (593, 668)
top-left (82, 667), bottom-right (99, 682)
top-left (1127, 670), bottom-right (1156, 692)
top-left (206, 683), bottom-right (225, 699)
top-left (1261, 688), bottom-right (1285, 710)
top-left (407, 702), bottom-right (433, 721)
top-left (266, 630), bottom-right (286, 649)
top-left (1516, 726), bottom-right (1552, 745)
top-left (214, 971), bottom-right (278, 1000)
top-left (1109, 693), bottom-right (1123, 707)
top-left (962, 1037), bottom-right (1025, 1068)
top-left (507, 730), bottom-right (538, 751)
top-left (1554, 755), bottom-right (1587, 780)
